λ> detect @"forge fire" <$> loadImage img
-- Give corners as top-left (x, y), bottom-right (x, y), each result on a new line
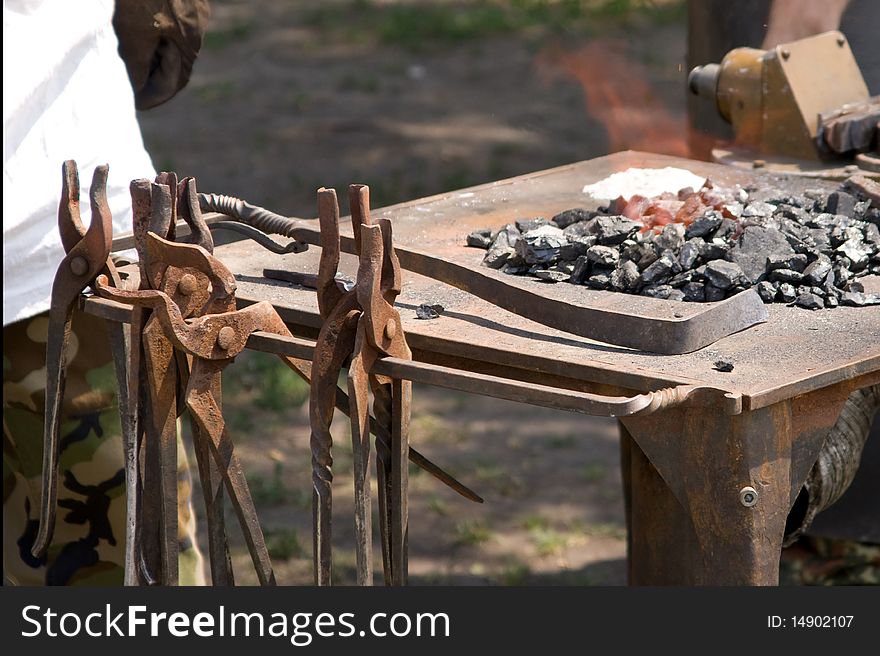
top-left (468, 172), bottom-right (880, 309)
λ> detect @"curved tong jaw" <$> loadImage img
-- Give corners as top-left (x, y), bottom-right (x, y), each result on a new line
top-left (356, 220), bottom-right (409, 360)
top-left (311, 183), bottom-right (414, 586)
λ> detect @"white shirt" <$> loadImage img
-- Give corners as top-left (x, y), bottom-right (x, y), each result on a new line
top-left (3, 0), bottom-right (155, 325)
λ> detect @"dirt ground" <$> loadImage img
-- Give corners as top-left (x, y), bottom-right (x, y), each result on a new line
top-left (139, 0), bottom-right (692, 585)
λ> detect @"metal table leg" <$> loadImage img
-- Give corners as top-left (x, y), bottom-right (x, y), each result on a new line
top-left (620, 384), bottom-right (851, 585)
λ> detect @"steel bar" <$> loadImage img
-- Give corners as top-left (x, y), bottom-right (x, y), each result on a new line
top-left (346, 186), bottom-right (381, 587)
top-left (348, 212), bottom-right (413, 586)
top-left (251, 330), bottom-right (743, 416)
top-left (373, 381), bottom-right (394, 585)
top-left (106, 321), bottom-right (139, 585)
top-left (186, 358), bottom-right (276, 585)
top-left (391, 377), bottom-right (410, 586)
top-left (81, 295), bottom-right (741, 419)
top-left (275, 354), bottom-right (483, 504)
top-left (308, 297), bottom-right (360, 585)
top-left (189, 408), bottom-right (234, 586)
top-left (347, 327), bottom-right (375, 586)
top-left (142, 318), bottom-right (179, 585)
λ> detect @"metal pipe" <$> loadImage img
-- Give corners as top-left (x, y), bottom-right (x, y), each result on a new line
top-left (784, 384), bottom-right (880, 546)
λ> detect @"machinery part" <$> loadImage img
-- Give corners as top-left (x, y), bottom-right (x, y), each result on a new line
top-left (128, 172), bottom-right (227, 586)
top-left (844, 174), bottom-right (880, 208)
top-left (689, 31), bottom-right (873, 163)
top-left (783, 384), bottom-right (880, 546)
top-left (740, 486), bottom-right (758, 508)
top-left (186, 357), bottom-right (276, 585)
top-left (142, 308), bottom-right (180, 584)
top-left (818, 98), bottom-right (880, 156)
top-left (856, 152), bottom-right (880, 174)
top-left (308, 186), bottom-right (362, 585)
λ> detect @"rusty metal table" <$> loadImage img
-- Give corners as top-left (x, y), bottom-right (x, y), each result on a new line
top-left (184, 152), bottom-right (880, 584)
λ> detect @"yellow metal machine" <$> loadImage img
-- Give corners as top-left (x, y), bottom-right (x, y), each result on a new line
top-left (688, 31), bottom-right (879, 177)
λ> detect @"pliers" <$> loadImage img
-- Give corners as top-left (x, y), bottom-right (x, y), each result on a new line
top-left (310, 185), bottom-right (459, 586)
top-left (346, 189), bottom-right (413, 586)
top-left (32, 161), bottom-right (130, 565)
top-left (96, 232), bottom-right (284, 585)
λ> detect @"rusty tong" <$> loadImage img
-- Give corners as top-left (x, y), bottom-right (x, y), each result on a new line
top-left (309, 185), bottom-right (415, 585)
top-left (348, 188), bottom-right (413, 586)
top-left (32, 161), bottom-right (132, 565)
top-left (96, 232), bottom-right (283, 585)
top-left (36, 165), bottom-right (479, 587)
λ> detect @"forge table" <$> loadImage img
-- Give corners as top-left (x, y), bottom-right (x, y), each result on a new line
top-left (180, 152), bottom-right (880, 584)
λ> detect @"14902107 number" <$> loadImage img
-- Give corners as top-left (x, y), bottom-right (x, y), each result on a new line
top-left (791, 616), bottom-right (854, 628)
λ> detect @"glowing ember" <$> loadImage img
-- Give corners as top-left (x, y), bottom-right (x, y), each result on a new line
top-left (467, 177), bottom-right (880, 308)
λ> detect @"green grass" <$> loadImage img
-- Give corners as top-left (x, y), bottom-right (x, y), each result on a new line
top-left (427, 495), bottom-right (450, 516)
top-left (224, 351), bottom-right (310, 412)
top-left (337, 72), bottom-right (381, 93)
top-left (304, 0), bottom-right (686, 50)
top-left (410, 412), bottom-right (461, 444)
top-left (472, 461), bottom-right (522, 497)
top-left (581, 463), bottom-right (606, 483)
top-left (521, 514), bottom-right (569, 555)
top-left (203, 21), bottom-right (255, 50)
top-left (454, 519), bottom-right (492, 546)
top-left (497, 561), bottom-right (532, 585)
top-left (572, 520), bottom-right (627, 540)
top-left (377, 3), bottom-right (513, 48)
top-left (249, 461), bottom-right (311, 510)
top-left (520, 513), bottom-right (551, 531)
top-left (194, 81), bottom-right (235, 103)
top-left (547, 434), bottom-right (576, 449)
top-left (530, 527), bottom-right (569, 556)
top-left (265, 528), bottom-right (304, 560)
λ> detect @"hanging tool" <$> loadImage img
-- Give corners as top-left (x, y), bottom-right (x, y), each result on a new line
top-left (32, 161), bottom-right (136, 577)
top-left (306, 184), bottom-right (414, 585)
top-left (347, 188), bottom-right (413, 586)
top-left (96, 233), bottom-right (282, 585)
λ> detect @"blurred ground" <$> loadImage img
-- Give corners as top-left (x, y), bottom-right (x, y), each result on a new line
top-left (141, 0), bottom-right (690, 585)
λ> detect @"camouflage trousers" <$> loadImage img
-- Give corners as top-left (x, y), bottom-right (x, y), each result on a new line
top-left (781, 537), bottom-right (880, 586)
top-left (3, 310), bottom-right (205, 585)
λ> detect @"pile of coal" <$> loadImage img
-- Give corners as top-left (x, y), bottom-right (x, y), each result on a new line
top-left (466, 180), bottom-right (880, 309)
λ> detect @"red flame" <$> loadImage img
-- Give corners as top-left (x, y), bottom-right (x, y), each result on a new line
top-left (535, 39), bottom-right (709, 159)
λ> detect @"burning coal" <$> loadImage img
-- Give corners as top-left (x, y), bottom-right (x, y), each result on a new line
top-left (468, 176), bottom-right (880, 309)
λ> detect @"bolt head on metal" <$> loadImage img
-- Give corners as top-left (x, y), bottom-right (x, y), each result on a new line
top-left (384, 319), bottom-right (396, 340)
top-left (740, 486), bottom-right (758, 507)
top-left (178, 273), bottom-right (198, 296)
top-left (216, 326), bottom-right (236, 351)
top-left (69, 256), bottom-right (89, 276)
